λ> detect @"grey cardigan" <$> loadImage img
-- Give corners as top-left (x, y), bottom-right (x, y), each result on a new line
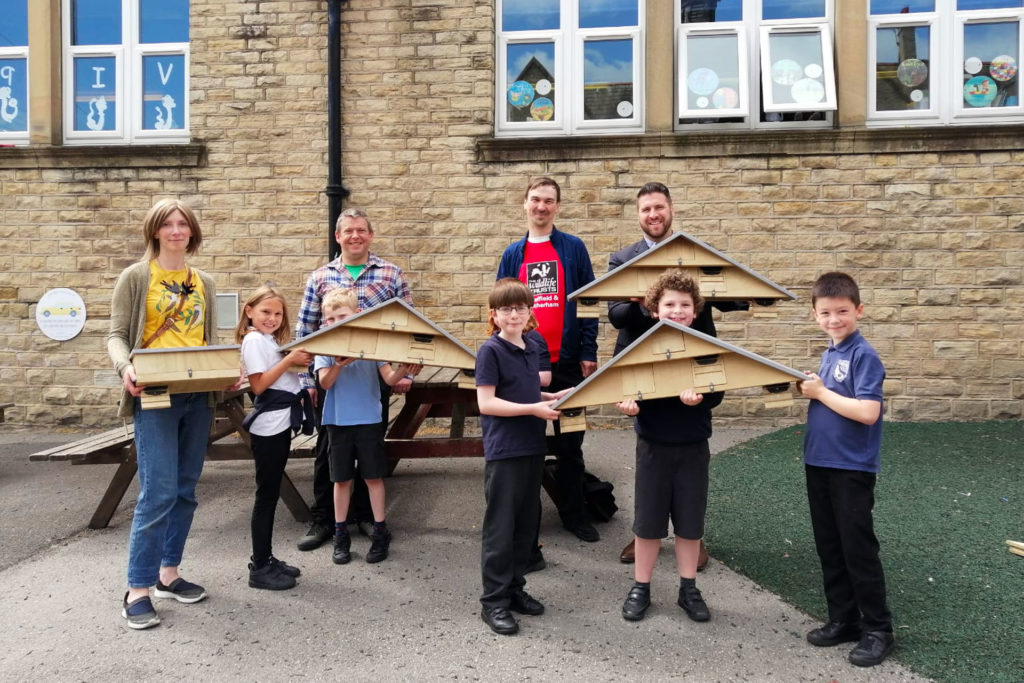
top-left (106, 261), bottom-right (218, 418)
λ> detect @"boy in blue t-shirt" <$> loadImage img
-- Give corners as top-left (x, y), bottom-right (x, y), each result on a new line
top-left (314, 289), bottom-right (418, 565)
top-left (799, 271), bottom-right (894, 668)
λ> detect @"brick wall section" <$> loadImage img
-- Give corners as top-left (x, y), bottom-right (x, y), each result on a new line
top-left (0, 0), bottom-right (1021, 428)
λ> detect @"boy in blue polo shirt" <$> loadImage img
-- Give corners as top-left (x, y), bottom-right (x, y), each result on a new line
top-left (799, 271), bottom-right (894, 667)
top-left (475, 278), bottom-right (568, 636)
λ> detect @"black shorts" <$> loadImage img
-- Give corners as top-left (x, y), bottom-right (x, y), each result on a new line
top-left (632, 436), bottom-right (710, 540)
top-left (326, 423), bottom-right (387, 482)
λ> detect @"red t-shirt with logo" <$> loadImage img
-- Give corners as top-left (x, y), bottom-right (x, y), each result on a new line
top-left (518, 237), bottom-right (564, 363)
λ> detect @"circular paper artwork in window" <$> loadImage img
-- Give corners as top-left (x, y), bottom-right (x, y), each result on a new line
top-left (688, 68), bottom-right (719, 96)
top-left (616, 101), bottom-right (633, 117)
top-left (990, 55), bottom-right (1017, 82)
top-left (771, 59), bottom-right (803, 86)
top-left (536, 79), bottom-right (553, 96)
top-left (910, 89), bottom-right (925, 103)
top-left (964, 56), bottom-right (983, 75)
top-left (508, 80), bottom-right (535, 108)
top-left (804, 63), bottom-right (823, 79)
top-left (897, 58), bottom-right (928, 87)
top-left (711, 87), bottom-right (739, 109)
top-left (530, 97), bottom-right (554, 120)
top-left (963, 76), bottom-right (997, 107)
top-left (791, 78), bottom-right (825, 104)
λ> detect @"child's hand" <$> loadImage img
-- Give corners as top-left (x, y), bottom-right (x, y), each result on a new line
top-left (799, 372), bottom-right (824, 399)
top-left (550, 387), bottom-right (572, 400)
top-left (533, 399), bottom-right (560, 421)
top-left (680, 389), bottom-right (704, 406)
top-left (287, 348), bottom-right (314, 366)
top-left (616, 399), bottom-right (639, 416)
top-left (401, 363), bottom-right (423, 377)
top-left (334, 356), bottom-right (356, 368)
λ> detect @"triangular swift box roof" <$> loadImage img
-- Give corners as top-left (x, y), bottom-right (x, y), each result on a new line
top-left (551, 320), bottom-right (806, 429)
top-left (568, 231), bottom-right (796, 318)
top-left (281, 298), bottom-right (476, 371)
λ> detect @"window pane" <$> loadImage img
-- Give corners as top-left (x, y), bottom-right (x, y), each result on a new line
top-left (142, 55), bottom-right (185, 130)
top-left (870, 0), bottom-right (934, 12)
top-left (0, 57), bottom-right (27, 132)
top-left (580, 0), bottom-right (637, 28)
top-left (0, 0), bottom-right (28, 46)
top-left (72, 0), bottom-right (122, 45)
top-left (762, 0), bottom-right (826, 21)
top-left (963, 22), bottom-right (1019, 108)
top-left (503, 0), bottom-right (559, 31)
top-left (766, 32), bottom-right (827, 105)
top-left (681, 0), bottom-right (742, 23)
top-left (583, 38), bottom-right (633, 119)
top-left (506, 42), bottom-right (556, 122)
top-left (685, 34), bottom-right (741, 110)
top-left (875, 26), bottom-right (931, 110)
top-left (73, 56), bottom-right (117, 131)
top-left (140, 0), bottom-right (189, 44)
top-left (958, 0), bottom-right (1023, 9)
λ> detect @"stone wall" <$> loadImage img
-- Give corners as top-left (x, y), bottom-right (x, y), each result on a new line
top-left (0, 0), bottom-right (1020, 427)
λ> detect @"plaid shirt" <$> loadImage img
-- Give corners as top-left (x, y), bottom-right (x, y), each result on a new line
top-left (296, 253), bottom-right (412, 388)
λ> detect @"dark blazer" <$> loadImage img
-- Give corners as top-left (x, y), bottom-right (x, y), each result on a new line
top-left (606, 238), bottom-right (748, 355)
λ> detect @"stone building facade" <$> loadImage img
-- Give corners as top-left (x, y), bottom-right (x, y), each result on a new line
top-left (1, 0), bottom-right (1021, 427)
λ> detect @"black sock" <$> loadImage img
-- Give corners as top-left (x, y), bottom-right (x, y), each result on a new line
top-left (335, 522), bottom-right (348, 537)
top-left (372, 520), bottom-right (387, 532)
top-left (680, 577), bottom-right (696, 588)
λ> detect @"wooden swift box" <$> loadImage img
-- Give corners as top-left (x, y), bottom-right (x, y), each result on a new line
top-left (281, 299), bottom-right (477, 384)
top-left (550, 320), bottom-right (807, 432)
top-left (569, 231), bottom-right (796, 318)
top-left (130, 344), bottom-right (241, 410)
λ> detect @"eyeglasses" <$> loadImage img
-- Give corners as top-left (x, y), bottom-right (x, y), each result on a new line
top-left (496, 305), bottom-right (530, 315)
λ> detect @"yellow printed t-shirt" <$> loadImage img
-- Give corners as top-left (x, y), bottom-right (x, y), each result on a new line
top-left (143, 261), bottom-right (207, 349)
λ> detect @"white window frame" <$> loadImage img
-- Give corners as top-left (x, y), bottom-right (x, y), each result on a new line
top-left (495, 0), bottom-right (644, 137)
top-left (62, 0), bottom-right (190, 145)
top-left (677, 24), bottom-right (750, 119)
top-left (675, 0), bottom-right (835, 131)
top-left (0, 10), bottom-right (29, 146)
top-left (758, 24), bottom-right (837, 113)
top-left (868, 1), bottom-right (1024, 126)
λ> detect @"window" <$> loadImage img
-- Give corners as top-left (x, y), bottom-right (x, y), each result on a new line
top-left (63, 0), bottom-right (189, 144)
top-left (869, 0), bottom-right (1024, 124)
top-left (496, 0), bottom-right (644, 136)
top-left (0, 0), bottom-right (29, 145)
top-left (677, 0), bottom-right (835, 129)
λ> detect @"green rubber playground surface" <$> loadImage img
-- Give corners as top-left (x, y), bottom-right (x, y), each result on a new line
top-left (706, 421), bottom-right (1023, 683)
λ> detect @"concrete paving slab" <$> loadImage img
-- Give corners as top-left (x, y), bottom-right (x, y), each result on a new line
top-left (0, 427), bottom-right (930, 681)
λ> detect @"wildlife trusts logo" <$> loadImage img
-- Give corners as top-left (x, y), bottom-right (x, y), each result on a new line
top-left (527, 260), bottom-right (558, 295)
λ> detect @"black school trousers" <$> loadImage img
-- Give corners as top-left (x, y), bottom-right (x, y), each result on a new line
top-left (805, 464), bottom-right (893, 634)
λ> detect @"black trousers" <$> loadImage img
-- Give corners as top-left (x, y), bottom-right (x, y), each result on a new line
top-left (547, 359), bottom-right (588, 526)
top-left (805, 464), bottom-right (893, 634)
top-left (310, 378), bottom-right (391, 525)
top-left (481, 454), bottom-right (544, 609)
top-left (251, 429), bottom-right (292, 563)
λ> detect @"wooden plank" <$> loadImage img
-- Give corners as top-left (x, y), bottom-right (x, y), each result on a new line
top-left (88, 453), bottom-right (138, 529)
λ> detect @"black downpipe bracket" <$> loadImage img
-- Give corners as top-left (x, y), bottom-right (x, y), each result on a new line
top-left (326, 0), bottom-right (351, 260)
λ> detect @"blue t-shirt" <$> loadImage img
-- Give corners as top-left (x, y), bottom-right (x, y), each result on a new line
top-left (475, 333), bottom-right (548, 462)
top-left (314, 355), bottom-right (384, 426)
top-left (803, 330), bottom-right (885, 473)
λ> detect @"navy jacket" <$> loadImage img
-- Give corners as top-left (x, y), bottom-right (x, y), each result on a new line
top-left (497, 227), bottom-right (598, 364)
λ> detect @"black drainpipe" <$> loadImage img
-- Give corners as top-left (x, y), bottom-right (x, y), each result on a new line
top-left (326, 0), bottom-right (350, 260)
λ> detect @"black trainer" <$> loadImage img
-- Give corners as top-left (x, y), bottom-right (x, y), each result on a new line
top-left (677, 583), bottom-right (710, 622)
top-left (622, 584), bottom-right (651, 621)
top-left (268, 556), bottom-right (301, 578)
top-left (297, 522), bottom-right (332, 551)
top-left (332, 533), bottom-right (352, 565)
top-left (848, 631), bottom-right (894, 667)
top-left (564, 520), bottom-right (600, 543)
top-left (807, 620), bottom-right (861, 647)
top-left (366, 526), bottom-right (391, 563)
top-left (248, 562), bottom-right (296, 591)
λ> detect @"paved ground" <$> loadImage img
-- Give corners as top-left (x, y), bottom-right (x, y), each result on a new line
top-left (0, 427), bottom-right (930, 682)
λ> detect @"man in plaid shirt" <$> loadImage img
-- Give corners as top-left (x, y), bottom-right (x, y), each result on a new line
top-left (295, 208), bottom-right (414, 552)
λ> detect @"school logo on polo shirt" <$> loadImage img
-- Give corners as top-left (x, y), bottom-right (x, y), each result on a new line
top-left (833, 359), bottom-right (850, 382)
top-left (527, 260), bottom-right (558, 295)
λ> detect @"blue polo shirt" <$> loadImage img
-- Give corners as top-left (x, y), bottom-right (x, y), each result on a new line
top-left (476, 332), bottom-right (548, 462)
top-left (803, 330), bottom-right (885, 473)
top-left (314, 356), bottom-right (384, 427)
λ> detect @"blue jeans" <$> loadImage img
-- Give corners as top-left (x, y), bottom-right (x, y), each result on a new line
top-left (127, 393), bottom-right (211, 588)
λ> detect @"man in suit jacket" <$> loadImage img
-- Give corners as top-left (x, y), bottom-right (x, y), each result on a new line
top-left (608, 181), bottom-right (747, 564)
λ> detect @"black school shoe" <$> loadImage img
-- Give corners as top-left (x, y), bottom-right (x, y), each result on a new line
top-left (248, 562), bottom-right (296, 591)
top-left (481, 606), bottom-right (519, 635)
top-left (509, 589), bottom-right (545, 616)
top-left (806, 620), bottom-right (861, 647)
top-left (677, 583), bottom-right (710, 622)
top-left (366, 526), bottom-right (391, 563)
top-left (848, 631), bottom-right (895, 667)
top-left (333, 533), bottom-right (352, 565)
top-left (621, 584), bottom-right (651, 621)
